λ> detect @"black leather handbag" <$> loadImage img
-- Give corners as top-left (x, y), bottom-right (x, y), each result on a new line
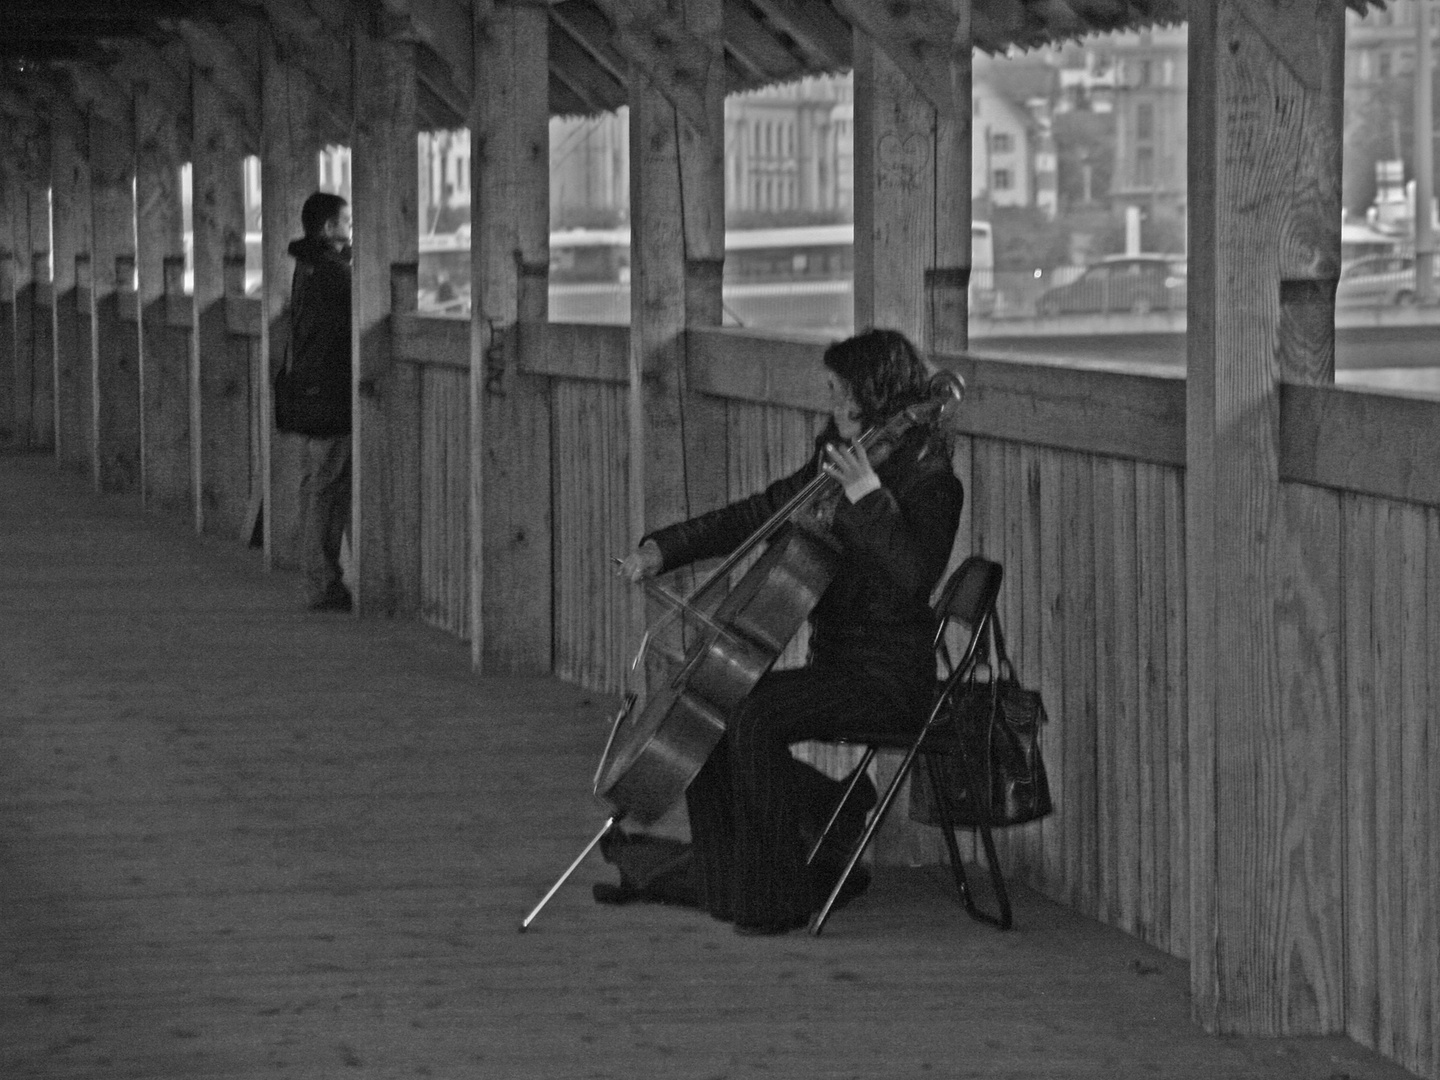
top-left (910, 621), bottom-right (1054, 829)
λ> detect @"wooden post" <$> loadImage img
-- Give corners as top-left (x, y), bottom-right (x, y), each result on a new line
top-left (0, 161), bottom-right (17, 449)
top-left (621, 0), bottom-right (729, 670)
top-left (1187, 0), bottom-right (1347, 1036)
top-left (192, 67), bottom-right (253, 541)
top-left (351, 22), bottom-right (417, 617)
top-left (92, 107), bottom-right (141, 495)
top-left (470, 0), bottom-right (553, 670)
top-left (843, 0), bottom-right (972, 354)
top-left (25, 164), bottom-right (54, 451)
top-left (260, 36), bottom-right (321, 570)
top-left (52, 107), bottom-right (92, 474)
top-left (135, 83), bottom-right (192, 518)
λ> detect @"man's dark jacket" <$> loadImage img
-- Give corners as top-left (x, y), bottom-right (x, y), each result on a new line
top-left (284, 235), bottom-right (352, 437)
top-left (645, 424), bottom-right (963, 680)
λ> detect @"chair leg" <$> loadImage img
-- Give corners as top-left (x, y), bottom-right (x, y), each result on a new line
top-left (924, 755), bottom-right (1013, 931)
top-left (809, 744), bottom-right (920, 936)
top-left (805, 748), bottom-right (877, 866)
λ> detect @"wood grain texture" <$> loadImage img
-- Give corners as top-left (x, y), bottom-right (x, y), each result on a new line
top-left (1187, 0), bottom-right (1348, 1036)
top-left (258, 38), bottom-right (319, 573)
top-left (3, 452), bottom-right (1424, 1080)
top-left (1280, 383), bottom-right (1440, 508)
top-left (472, 1), bottom-right (553, 671)
top-left (552, 379), bottom-right (632, 693)
top-left (192, 75), bottom-right (253, 543)
top-left (51, 113), bottom-right (91, 475)
top-left (135, 95), bottom-right (191, 521)
top-left (419, 366), bottom-right (470, 639)
top-left (351, 30), bottom-right (417, 618)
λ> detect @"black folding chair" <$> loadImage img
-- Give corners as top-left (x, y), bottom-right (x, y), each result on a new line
top-left (806, 554), bottom-right (1012, 935)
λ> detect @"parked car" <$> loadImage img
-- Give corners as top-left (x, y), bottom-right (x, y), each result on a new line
top-left (1036, 254), bottom-right (1187, 316)
top-left (1335, 254), bottom-right (1439, 307)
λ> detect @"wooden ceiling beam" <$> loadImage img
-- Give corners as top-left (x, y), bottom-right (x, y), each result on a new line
top-left (587, 0), bottom-right (715, 134)
top-left (56, 63), bottom-right (134, 133)
top-left (548, 5), bottom-right (630, 91)
top-left (171, 18), bottom-right (262, 152)
top-left (378, 0), bottom-right (473, 110)
top-left (547, 19), bottom-right (627, 115)
top-left (236, 0), bottom-right (354, 137)
top-left (724, 1), bottom-right (805, 88)
top-left (416, 44), bottom-right (469, 129)
top-left (829, 0), bottom-right (966, 117)
top-left (744, 0), bottom-right (850, 72)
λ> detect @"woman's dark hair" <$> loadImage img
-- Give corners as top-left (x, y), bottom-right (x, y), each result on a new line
top-left (301, 191), bottom-right (348, 238)
top-left (822, 327), bottom-right (933, 430)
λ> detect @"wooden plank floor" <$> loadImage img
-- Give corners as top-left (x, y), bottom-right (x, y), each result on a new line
top-left (0, 451), bottom-right (1421, 1080)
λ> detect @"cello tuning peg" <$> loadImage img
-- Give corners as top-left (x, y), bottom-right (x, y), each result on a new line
top-left (926, 370), bottom-right (966, 403)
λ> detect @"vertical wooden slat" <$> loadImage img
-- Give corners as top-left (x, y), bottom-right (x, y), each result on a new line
top-left (1091, 454), bottom-right (1117, 923)
top-left (1113, 459), bottom-right (1141, 936)
top-left (1427, 506), bottom-right (1440, 1080)
top-left (1164, 465), bottom-right (1190, 959)
top-left (1036, 447), bottom-right (1065, 897)
top-left (1344, 493), bottom-right (1379, 1051)
top-left (1062, 451), bottom-right (1098, 914)
top-left (1399, 504), bottom-right (1432, 1076)
top-left (1374, 499), bottom-right (1405, 1060)
top-left (1135, 463), bottom-right (1161, 945)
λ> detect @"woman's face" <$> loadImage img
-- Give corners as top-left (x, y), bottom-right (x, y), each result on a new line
top-left (826, 371), bottom-right (862, 440)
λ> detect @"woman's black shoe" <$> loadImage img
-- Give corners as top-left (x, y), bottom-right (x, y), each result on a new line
top-left (733, 913), bottom-right (809, 936)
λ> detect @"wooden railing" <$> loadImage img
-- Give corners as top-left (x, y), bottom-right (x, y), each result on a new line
top-left (375, 313), bottom-right (1440, 1080)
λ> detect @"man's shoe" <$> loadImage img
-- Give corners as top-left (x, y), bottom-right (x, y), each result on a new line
top-left (309, 588), bottom-right (353, 613)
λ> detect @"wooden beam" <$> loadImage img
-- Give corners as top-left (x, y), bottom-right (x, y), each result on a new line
top-left (173, 18), bottom-right (262, 153)
top-left (471, 0), bottom-right (553, 672)
top-left (626, 0), bottom-right (729, 681)
top-left (829, 0), bottom-right (966, 118)
top-left (51, 104), bottom-right (93, 474)
top-left (91, 95), bottom-right (142, 495)
top-left (379, 0), bottom-right (474, 111)
top-left (745, 0), bottom-right (852, 71)
top-left (259, 30), bottom-right (324, 571)
top-left (0, 160), bottom-right (19, 450)
top-left (192, 57), bottom-right (255, 541)
top-left (1280, 384), bottom-right (1440, 508)
top-left (1186, 0), bottom-right (1348, 1037)
top-left (547, 20), bottom-right (627, 115)
top-left (134, 71), bottom-right (193, 519)
top-left (588, 0), bottom-right (715, 135)
top-left (351, 27), bottom-right (420, 618)
top-left (723, 1), bottom-right (805, 87)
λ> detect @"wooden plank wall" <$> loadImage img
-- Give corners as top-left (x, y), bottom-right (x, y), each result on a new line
top-left (968, 440), bottom-right (1191, 958)
top-left (1339, 489), bottom-right (1439, 1080)
top-left (373, 317), bottom-right (1440, 1080)
top-left (417, 362), bottom-right (471, 640)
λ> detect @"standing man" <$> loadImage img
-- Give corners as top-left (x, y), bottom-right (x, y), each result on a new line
top-left (284, 191), bottom-right (353, 612)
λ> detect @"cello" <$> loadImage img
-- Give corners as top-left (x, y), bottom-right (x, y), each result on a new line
top-left (520, 370), bottom-right (965, 930)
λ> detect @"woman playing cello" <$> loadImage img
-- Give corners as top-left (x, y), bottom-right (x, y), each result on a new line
top-left (615, 328), bottom-right (964, 935)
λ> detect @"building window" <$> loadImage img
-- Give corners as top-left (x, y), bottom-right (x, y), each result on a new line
top-left (1136, 145), bottom-right (1154, 187)
top-left (1137, 102), bottom-right (1154, 141)
top-left (1379, 51), bottom-right (1392, 78)
top-left (991, 132), bottom-right (1014, 153)
top-left (993, 168), bottom-right (1013, 191)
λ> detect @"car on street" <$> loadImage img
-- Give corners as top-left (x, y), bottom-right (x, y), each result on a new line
top-left (1036, 254), bottom-right (1187, 316)
top-left (1335, 254), bottom-right (1440, 307)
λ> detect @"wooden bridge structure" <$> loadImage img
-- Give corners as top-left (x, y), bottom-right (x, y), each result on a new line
top-left (1, 1), bottom-right (1437, 1077)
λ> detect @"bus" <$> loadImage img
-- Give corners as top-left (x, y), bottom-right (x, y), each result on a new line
top-left (419, 221), bottom-right (996, 329)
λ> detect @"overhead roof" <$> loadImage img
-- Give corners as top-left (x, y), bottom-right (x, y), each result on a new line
top-left (0, 0), bottom-right (1388, 133)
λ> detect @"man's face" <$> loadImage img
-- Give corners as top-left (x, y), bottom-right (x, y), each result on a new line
top-left (325, 206), bottom-right (353, 250)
